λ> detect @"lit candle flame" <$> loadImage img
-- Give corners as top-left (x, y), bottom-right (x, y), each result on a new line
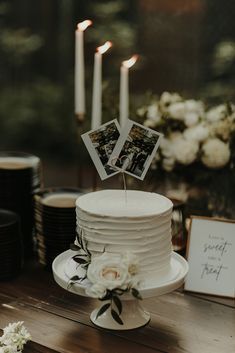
top-left (77, 20), bottom-right (92, 31)
top-left (97, 41), bottom-right (112, 54)
top-left (122, 55), bottom-right (138, 68)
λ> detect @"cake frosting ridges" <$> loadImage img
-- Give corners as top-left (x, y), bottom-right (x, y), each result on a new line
top-left (75, 189), bottom-right (173, 282)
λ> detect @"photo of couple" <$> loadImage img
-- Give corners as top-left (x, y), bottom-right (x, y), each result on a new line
top-left (82, 119), bottom-right (162, 181)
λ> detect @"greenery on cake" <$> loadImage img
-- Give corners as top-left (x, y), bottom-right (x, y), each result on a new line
top-left (68, 231), bottom-right (91, 285)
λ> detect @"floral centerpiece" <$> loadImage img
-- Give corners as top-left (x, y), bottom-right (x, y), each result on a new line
top-left (137, 92), bottom-right (235, 217)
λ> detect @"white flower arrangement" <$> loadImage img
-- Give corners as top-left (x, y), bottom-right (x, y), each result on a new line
top-left (69, 237), bottom-right (141, 325)
top-left (138, 92), bottom-right (235, 172)
top-left (0, 322), bottom-right (31, 353)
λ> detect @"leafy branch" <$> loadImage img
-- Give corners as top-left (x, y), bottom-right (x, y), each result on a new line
top-left (95, 287), bottom-right (142, 325)
top-left (68, 229), bottom-right (91, 288)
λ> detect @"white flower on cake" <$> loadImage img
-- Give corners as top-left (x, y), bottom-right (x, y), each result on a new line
top-left (86, 252), bottom-right (139, 298)
top-left (82, 251), bottom-right (141, 325)
top-left (0, 322), bottom-right (31, 353)
top-left (202, 138), bottom-right (231, 168)
top-left (85, 282), bottom-right (106, 299)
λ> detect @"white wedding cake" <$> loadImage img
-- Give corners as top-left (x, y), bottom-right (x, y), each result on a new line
top-left (75, 189), bottom-right (175, 283)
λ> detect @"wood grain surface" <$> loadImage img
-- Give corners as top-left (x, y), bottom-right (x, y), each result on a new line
top-left (0, 261), bottom-right (234, 353)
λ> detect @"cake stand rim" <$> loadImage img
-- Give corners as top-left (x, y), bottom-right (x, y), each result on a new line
top-left (52, 250), bottom-right (188, 299)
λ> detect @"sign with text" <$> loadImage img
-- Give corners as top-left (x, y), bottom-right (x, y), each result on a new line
top-left (184, 216), bottom-right (235, 298)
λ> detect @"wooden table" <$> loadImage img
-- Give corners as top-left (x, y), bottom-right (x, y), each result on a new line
top-left (0, 261), bottom-right (234, 353)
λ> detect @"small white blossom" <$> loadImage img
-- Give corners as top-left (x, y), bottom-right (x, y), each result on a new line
top-left (162, 157), bottom-right (175, 171)
top-left (184, 111), bottom-right (199, 127)
top-left (0, 322), bottom-right (31, 353)
top-left (209, 120), bottom-right (235, 141)
top-left (146, 103), bottom-right (161, 122)
top-left (184, 124), bottom-right (209, 143)
top-left (143, 119), bottom-right (157, 129)
top-left (160, 137), bottom-right (175, 158)
top-left (206, 104), bottom-right (228, 122)
top-left (201, 138), bottom-right (231, 168)
top-left (173, 137), bottom-right (199, 165)
top-left (159, 92), bottom-right (182, 113)
top-left (167, 102), bottom-right (185, 120)
top-left (0, 346), bottom-right (18, 353)
top-left (136, 106), bottom-right (147, 117)
top-left (183, 100), bottom-right (204, 127)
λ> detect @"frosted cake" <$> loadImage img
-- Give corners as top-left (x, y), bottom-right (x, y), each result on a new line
top-left (75, 189), bottom-right (174, 282)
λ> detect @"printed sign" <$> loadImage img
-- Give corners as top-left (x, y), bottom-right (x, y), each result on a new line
top-left (184, 216), bottom-right (235, 297)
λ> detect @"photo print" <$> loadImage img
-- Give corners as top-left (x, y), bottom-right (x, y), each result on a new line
top-left (81, 119), bottom-right (121, 180)
top-left (108, 120), bottom-right (162, 180)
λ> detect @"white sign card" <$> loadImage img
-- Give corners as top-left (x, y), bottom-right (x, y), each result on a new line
top-left (184, 216), bottom-right (235, 298)
top-left (81, 119), bottom-right (121, 180)
top-left (108, 119), bottom-right (162, 180)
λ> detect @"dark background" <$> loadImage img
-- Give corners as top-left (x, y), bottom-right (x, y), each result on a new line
top-left (0, 0), bottom-right (235, 186)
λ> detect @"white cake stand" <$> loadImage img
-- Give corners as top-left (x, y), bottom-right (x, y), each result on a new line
top-left (52, 250), bottom-right (188, 330)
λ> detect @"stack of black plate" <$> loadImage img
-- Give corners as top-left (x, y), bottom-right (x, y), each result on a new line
top-left (0, 209), bottom-right (23, 280)
top-left (0, 152), bottom-right (42, 258)
top-left (34, 188), bottom-right (83, 267)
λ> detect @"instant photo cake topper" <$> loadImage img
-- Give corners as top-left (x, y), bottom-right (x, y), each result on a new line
top-left (81, 119), bottom-right (120, 180)
top-left (81, 119), bottom-right (162, 181)
top-left (108, 119), bottom-right (162, 180)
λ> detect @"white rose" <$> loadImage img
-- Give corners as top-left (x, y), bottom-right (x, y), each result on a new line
top-left (206, 104), bottom-right (227, 122)
top-left (184, 124), bottom-right (209, 143)
top-left (173, 137), bottom-right (199, 165)
top-left (201, 138), bottom-right (231, 168)
top-left (85, 283), bottom-right (106, 298)
top-left (86, 253), bottom-right (131, 295)
top-left (167, 102), bottom-right (185, 120)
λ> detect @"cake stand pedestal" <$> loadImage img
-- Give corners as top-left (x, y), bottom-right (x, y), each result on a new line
top-left (52, 250), bottom-right (188, 330)
top-left (90, 299), bottom-right (150, 330)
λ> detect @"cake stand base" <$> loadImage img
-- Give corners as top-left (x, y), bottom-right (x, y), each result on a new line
top-left (52, 250), bottom-right (188, 330)
top-left (90, 299), bottom-right (150, 330)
